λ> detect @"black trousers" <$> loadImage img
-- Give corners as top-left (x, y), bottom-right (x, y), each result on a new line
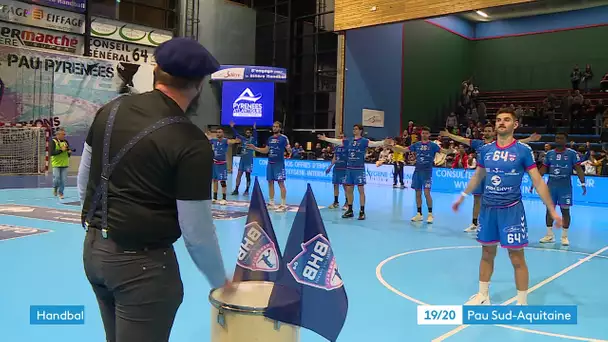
top-left (393, 162), bottom-right (404, 185)
top-left (83, 228), bottom-right (184, 342)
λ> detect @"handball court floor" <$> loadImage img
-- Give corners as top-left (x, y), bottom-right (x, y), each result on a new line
top-left (1, 174), bottom-right (608, 342)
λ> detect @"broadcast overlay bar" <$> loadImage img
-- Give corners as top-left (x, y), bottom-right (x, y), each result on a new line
top-left (417, 305), bottom-right (577, 325)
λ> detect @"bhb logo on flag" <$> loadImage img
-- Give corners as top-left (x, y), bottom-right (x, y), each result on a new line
top-left (221, 81), bottom-right (274, 126)
top-left (237, 222), bottom-right (280, 272)
top-left (288, 233), bottom-right (343, 291)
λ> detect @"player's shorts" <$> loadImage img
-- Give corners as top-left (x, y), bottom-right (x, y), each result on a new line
top-left (346, 168), bottom-right (366, 185)
top-left (332, 168), bottom-right (347, 185)
top-left (411, 169), bottom-right (432, 190)
top-left (477, 201), bottom-right (528, 249)
top-left (212, 163), bottom-right (227, 181)
top-left (267, 162), bottom-right (286, 181)
top-left (238, 157), bottom-right (253, 173)
top-left (550, 186), bottom-right (573, 207)
top-left (472, 176), bottom-right (486, 196)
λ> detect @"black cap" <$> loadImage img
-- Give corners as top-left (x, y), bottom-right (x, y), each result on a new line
top-left (154, 38), bottom-right (220, 79)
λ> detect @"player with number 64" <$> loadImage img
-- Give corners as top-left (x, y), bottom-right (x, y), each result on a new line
top-left (452, 109), bottom-right (562, 306)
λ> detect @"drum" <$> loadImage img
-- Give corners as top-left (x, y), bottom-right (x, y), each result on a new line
top-left (209, 281), bottom-right (300, 342)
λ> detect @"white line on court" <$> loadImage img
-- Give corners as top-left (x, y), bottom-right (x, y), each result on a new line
top-left (430, 245), bottom-right (608, 341)
top-left (375, 245), bottom-right (608, 342)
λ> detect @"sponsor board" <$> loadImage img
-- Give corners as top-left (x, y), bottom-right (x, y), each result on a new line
top-left (89, 37), bottom-right (156, 65)
top-left (90, 16), bottom-right (172, 47)
top-left (0, 0), bottom-right (85, 34)
top-left (0, 45), bottom-right (155, 153)
top-left (0, 223), bottom-right (51, 241)
top-left (235, 157), bottom-right (607, 206)
top-left (0, 21), bottom-right (83, 54)
top-left (30, 0), bottom-right (86, 13)
top-left (212, 65), bottom-right (287, 82)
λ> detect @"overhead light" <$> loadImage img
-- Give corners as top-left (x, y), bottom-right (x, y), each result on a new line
top-left (476, 10), bottom-right (489, 18)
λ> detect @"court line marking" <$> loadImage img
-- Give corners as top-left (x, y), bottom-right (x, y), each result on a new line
top-left (375, 245), bottom-right (608, 342)
top-left (432, 245), bottom-right (608, 341)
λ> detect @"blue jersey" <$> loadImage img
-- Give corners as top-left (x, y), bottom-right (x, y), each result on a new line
top-left (543, 148), bottom-right (580, 189)
top-left (346, 137), bottom-right (369, 169)
top-left (210, 138), bottom-right (229, 164)
top-left (477, 141), bottom-right (536, 207)
top-left (409, 141), bottom-right (440, 171)
top-left (267, 134), bottom-right (289, 163)
top-left (234, 131), bottom-right (257, 159)
top-left (334, 141), bottom-right (348, 170)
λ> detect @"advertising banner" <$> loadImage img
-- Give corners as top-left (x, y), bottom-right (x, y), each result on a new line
top-left (212, 65), bottom-right (287, 82)
top-left (0, 0), bottom-right (85, 34)
top-left (0, 21), bottom-right (83, 54)
top-left (89, 37), bottom-right (157, 65)
top-left (232, 157), bottom-right (607, 206)
top-left (90, 17), bottom-right (172, 47)
top-left (221, 81), bottom-right (274, 127)
top-left (0, 45), bottom-right (154, 155)
top-left (30, 0), bottom-right (86, 13)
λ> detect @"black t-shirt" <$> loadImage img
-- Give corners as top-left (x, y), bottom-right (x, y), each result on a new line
top-left (82, 90), bottom-right (212, 249)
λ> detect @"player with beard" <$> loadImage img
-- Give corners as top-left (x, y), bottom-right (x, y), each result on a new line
top-left (318, 124), bottom-right (385, 220)
top-left (441, 126), bottom-right (540, 232)
top-left (453, 108), bottom-right (562, 305)
top-left (536, 132), bottom-right (586, 246)
top-left (205, 128), bottom-right (240, 205)
top-left (385, 127), bottom-right (443, 223)
top-left (325, 131), bottom-right (348, 210)
top-left (229, 120), bottom-right (257, 196)
top-left (247, 121), bottom-right (291, 212)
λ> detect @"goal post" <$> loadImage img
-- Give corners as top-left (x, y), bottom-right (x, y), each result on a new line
top-left (0, 123), bottom-right (50, 175)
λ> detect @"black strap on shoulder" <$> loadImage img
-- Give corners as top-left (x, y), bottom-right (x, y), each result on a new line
top-left (83, 97), bottom-right (190, 232)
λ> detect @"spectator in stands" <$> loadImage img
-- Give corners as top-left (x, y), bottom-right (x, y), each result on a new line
top-left (595, 99), bottom-right (605, 135)
top-left (570, 65), bottom-right (582, 90)
top-left (455, 102), bottom-right (467, 122)
top-left (290, 143), bottom-right (304, 159)
top-left (464, 122), bottom-right (475, 139)
top-left (467, 152), bottom-right (477, 169)
top-left (477, 102), bottom-right (487, 124)
top-left (314, 142), bottom-right (323, 158)
top-left (582, 64), bottom-right (593, 93)
top-left (451, 144), bottom-right (468, 169)
top-left (446, 112), bottom-right (458, 132)
top-left (401, 130), bottom-right (412, 146)
top-left (581, 151), bottom-right (600, 175)
top-left (570, 90), bottom-right (584, 132)
top-left (406, 121), bottom-right (414, 135)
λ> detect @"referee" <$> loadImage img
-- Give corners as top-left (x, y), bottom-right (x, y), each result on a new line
top-left (77, 38), bottom-right (234, 342)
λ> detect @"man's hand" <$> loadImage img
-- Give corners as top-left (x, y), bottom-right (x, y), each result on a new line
top-left (229, 120), bottom-right (235, 128)
top-left (246, 144), bottom-right (257, 150)
top-left (317, 134), bottom-right (326, 140)
top-left (222, 279), bottom-right (237, 296)
top-left (452, 195), bottom-right (465, 212)
top-left (582, 184), bottom-right (587, 196)
top-left (439, 130), bottom-right (450, 137)
top-left (549, 209), bottom-right (563, 228)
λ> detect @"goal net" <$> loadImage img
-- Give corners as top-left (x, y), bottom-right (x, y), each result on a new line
top-left (0, 125), bottom-right (49, 175)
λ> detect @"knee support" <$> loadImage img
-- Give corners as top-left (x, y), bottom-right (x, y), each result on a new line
top-left (220, 180), bottom-right (227, 188)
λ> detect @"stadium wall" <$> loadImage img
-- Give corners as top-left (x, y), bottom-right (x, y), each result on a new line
top-left (344, 23), bottom-right (403, 138)
top-left (401, 20), bottom-right (473, 128)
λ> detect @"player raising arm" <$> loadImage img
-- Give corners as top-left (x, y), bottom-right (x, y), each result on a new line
top-left (247, 121), bottom-right (292, 211)
top-left (452, 109), bottom-right (562, 305)
top-left (318, 124), bottom-right (384, 220)
top-left (386, 127), bottom-right (446, 223)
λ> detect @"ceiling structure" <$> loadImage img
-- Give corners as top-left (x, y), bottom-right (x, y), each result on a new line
top-left (459, 0), bottom-right (608, 22)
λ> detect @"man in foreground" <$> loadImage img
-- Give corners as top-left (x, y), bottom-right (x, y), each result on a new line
top-left (453, 109), bottom-right (562, 305)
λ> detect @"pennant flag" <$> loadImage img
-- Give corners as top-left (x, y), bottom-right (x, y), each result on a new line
top-left (264, 184), bottom-right (348, 341)
top-left (233, 177), bottom-right (284, 282)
